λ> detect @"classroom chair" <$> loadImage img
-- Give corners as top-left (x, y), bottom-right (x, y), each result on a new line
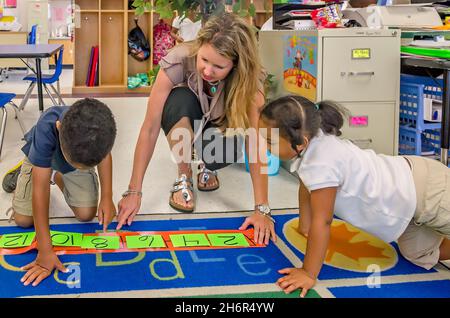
top-left (0, 93), bottom-right (26, 160)
top-left (18, 47), bottom-right (66, 111)
top-left (0, 25), bottom-right (38, 83)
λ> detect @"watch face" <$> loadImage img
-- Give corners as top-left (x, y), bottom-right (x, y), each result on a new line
top-left (258, 205), bottom-right (270, 214)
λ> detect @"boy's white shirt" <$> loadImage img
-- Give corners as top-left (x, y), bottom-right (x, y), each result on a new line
top-left (172, 16), bottom-right (202, 42)
top-left (295, 129), bottom-right (417, 243)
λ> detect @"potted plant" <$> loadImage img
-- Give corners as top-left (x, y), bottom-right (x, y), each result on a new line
top-left (131, 0), bottom-right (260, 23)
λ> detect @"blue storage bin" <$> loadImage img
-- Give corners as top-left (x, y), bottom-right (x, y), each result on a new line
top-left (244, 149), bottom-right (280, 176)
top-left (399, 126), bottom-right (438, 156)
top-left (399, 74), bottom-right (442, 131)
top-left (399, 126), bottom-right (450, 164)
top-left (399, 74), bottom-right (449, 164)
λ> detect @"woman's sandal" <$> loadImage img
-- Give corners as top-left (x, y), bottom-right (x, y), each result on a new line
top-left (169, 174), bottom-right (195, 213)
top-left (197, 164), bottom-right (220, 192)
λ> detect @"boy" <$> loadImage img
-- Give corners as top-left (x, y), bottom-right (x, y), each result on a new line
top-left (3, 98), bottom-right (117, 287)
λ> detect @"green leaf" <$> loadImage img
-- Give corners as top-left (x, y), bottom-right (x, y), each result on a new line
top-left (132, 0), bottom-right (144, 8)
top-left (135, 6), bottom-right (145, 15)
top-left (238, 9), bottom-right (248, 18)
top-left (144, 2), bottom-right (153, 11)
top-left (232, 2), bottom-right (240, 13)
top-left (249, 3), bottom-right (256, 17)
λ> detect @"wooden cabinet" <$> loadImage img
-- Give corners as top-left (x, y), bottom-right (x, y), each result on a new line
top-left (0, 32), bottom-right (28, 68)
top-left (72, 0), bottom-right (272, 94)
top-left (73, 0), bottom-right (153, 94)
top-left (252, 0), bottom-right (273, 28)
top-left (48, 38), bottom-right (74, 65)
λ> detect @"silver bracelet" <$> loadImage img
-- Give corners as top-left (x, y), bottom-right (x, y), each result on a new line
top-left (122, 190), bottom-right (143, 198)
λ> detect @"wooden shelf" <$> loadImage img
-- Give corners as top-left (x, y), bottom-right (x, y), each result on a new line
top-left (74, 11), bottom-right (99, 87)
top-left (128, 86), bottom-right (152, 93)
top-left (73, 0), bottom-right (270, 95)
top-left (76, 0), bottom-right (99, 11)
top-left (101, 0), bottom-right (124, 11)
top-left (127, 10), bottom-right (151, 13)
top-left (101, 10), bottom-right (125, 13)
top-left (72, 85), bottom-right (152, 94)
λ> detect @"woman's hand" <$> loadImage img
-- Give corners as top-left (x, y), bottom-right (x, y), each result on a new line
top-left (116, 193), bottom-right (142, 230)
top-left (239, 212), bottom-right (276, 245)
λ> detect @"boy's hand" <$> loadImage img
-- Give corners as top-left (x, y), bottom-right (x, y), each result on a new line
top-left (116, 194), bottom-right (141, 230)
top-left (239, 212), bottom-right (276, 245)
top-left (98, 198), bottom-right (117, 232)
top-left (21, 250), bottom-right (67, 287)
top-left (276, 268), bottom-right (316, 298)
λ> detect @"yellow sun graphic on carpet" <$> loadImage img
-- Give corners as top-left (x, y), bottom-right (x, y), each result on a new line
top-left (283, 218), bottom-right (398, 272)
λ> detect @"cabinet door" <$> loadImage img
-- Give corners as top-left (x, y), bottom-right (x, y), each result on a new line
top-left (340, 102), bottom-right (397, 155)
top-left (322, 36), bottom-right (399, 102)
top-left (101, 13), bottom-right (125, 86)
top-left (0, 32), bottom-right (27, 68)
top-left (64, 40), bottom-right (74, 65)
top-left (48, 39), bottom-right (74, 65)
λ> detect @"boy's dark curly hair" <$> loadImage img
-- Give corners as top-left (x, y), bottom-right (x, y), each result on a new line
top-left (60, 98), bottom-right (117, 167)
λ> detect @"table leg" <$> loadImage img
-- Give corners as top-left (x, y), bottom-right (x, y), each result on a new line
top-left (442, 70), bottom-right (450, 166)
top-left (35, 58), bottom-right (44, 113)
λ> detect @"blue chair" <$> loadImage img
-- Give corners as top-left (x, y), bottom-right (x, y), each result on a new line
top-left (19, 47), bottom-right (65, 111)
top-left (28, 25), bottom-right (37, 44)
top-left (0, 93), bottom-right (26, 160)
top-left (0, 25), bottom-right (38, 83)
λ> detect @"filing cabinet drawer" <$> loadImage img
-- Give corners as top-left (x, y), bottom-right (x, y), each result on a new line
top-left (322, 36), bottom-right (400, 102)
top-left (340, 102), bottom-right (397, 155)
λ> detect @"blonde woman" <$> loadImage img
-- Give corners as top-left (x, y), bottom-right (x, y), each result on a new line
top-left (117, 13), bottom-right (275, 244)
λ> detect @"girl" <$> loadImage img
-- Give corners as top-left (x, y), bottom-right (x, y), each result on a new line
top-left (117, 13), bottom-right (275, 245)
top-left (259, 94), bottom-right (450, 297)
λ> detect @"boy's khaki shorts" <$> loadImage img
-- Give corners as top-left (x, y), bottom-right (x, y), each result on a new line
top-left (398, 156), bottom-right (450, 269)
top-left (12, 157), bottom-right (99, 217)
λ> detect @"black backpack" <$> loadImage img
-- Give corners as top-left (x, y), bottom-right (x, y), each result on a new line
top-left (128, 18), bottom-right (150, 62)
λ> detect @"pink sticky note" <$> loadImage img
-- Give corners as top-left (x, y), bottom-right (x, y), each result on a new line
top-left (54, 7), bottom-right (65, 21)
top-left (350, 116), bottom-right (368, 127)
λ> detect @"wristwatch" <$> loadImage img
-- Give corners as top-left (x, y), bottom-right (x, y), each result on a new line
top-left (255, 204), bottom-right (275, 223)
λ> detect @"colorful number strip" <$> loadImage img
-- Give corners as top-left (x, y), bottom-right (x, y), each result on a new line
top-left (0, 229), bottom-right (262, 255)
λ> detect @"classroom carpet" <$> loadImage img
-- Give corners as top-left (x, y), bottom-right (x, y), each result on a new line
top-left (0, 210), bottom-right (449, 298)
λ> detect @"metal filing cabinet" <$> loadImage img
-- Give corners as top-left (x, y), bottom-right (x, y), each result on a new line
top-left (259, 28), bottom-right (401, 155)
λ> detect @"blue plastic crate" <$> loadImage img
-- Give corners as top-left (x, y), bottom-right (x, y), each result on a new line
top-left (399, 126), bottom-right (439, 156)
top-left (399, 126), bottom-right (450, 165)
top-left (400, 74), bottom-right (442, 131)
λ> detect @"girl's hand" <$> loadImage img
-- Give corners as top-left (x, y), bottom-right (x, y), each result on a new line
top-left (98, 198), bottom-right (117, 232)
top-left (276, 268), bottom-right (316, 298)
top-left (116, 194), bottom-right (141, 230)
top-left (239, 212), bottom-right (276, 245)
top-left (297, 218), bottom-right (309, 238)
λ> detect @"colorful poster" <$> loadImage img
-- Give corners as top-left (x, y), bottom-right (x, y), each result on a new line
top-left (4, 0), bottom-right (17, 9)
top-left (283, 35), bottom-right (318, 101)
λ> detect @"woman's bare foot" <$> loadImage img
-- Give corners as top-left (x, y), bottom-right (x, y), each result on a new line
top-left (169, 170), bottom-right (195, 212)
top-left (197, 163), bottom-right (219, 191)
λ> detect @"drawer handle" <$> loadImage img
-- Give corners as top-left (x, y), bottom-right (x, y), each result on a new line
top-left (348, 71), bottom-right (375, 76)
top-left (350, 138), bottom-right (373, 146)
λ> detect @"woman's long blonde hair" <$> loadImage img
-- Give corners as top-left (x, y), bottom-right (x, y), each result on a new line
top-left (192, 13), bottom-right (263, 131)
